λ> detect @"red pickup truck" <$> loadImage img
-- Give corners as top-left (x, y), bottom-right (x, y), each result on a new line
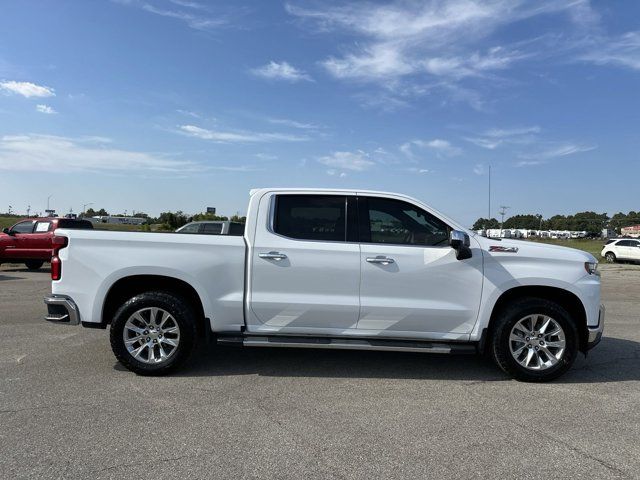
top-left (0, 217), bottom-right (93, 270)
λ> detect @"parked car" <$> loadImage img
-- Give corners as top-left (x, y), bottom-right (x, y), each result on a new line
top-left (601, 238), bottom-right (640, 263)
top-left (0, 217), bottom-right (93, 270)
top-left (176, 220), bottom-right (244, 236)
top-left (44, 188), bottom-right (604, 382)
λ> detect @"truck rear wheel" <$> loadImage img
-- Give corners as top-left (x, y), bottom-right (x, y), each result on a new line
top-left (110, 291), bottom-right (197, 375)
top-left (490, 297), bottom-right (578, 382)
top-left (25, 260), bottom-right (44, 270)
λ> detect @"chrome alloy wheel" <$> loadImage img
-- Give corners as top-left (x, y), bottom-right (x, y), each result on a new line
top-left (509, 314), bottom-right (566, 371)
top-left (123, 307), bottom-right (181, 364)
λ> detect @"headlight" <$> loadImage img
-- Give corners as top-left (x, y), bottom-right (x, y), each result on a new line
top-left (584, 261), bottom-right (599, 275)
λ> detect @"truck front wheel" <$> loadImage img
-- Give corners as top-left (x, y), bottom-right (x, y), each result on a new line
top-left (110, 291), bottom-right (198, 375)
top-left (490, 297), bottom-right (579, 382)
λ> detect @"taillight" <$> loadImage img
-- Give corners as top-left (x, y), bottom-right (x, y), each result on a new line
top-left (51, 256), bottom-right (62, 280)
top-left (51, 235), bottom-right (68, 281)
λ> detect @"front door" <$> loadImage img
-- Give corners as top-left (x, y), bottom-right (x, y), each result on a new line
top-left (248, 194), bottom-right (361, 334)
top-left (357, 196), bottom-right (483, 339)
top-left (2, 220), bottom-right (35, 260)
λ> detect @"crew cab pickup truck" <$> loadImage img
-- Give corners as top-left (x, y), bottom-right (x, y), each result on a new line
top-left (1, 217), bottom-right (93, 270)
top-left (44, 189), bottom-right (604, 381)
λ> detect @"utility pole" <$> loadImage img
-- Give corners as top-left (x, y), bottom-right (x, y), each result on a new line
top-left (537, 214), bottom-right (543, 232)
top-left (8, 205), bottom-right (12, 215)
top-left (27, 205), bottom-right (31, 217)
top-left (82, 202), bottom-right (93, 218)
top-left (499, 205), bottom-right (510, 236)
top-left (488, 165), bottom-right (491, 220)
top-left (47, 194), bottom-right (53, 211)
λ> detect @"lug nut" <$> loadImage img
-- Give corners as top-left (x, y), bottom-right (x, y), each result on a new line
top-left (159, 334), bottom-right (163, 338)
top-left (538, 334), bottom-right (543, 338)
top-left (525, 337), bottom-right (530, 341)
top-left (153, 339), bottom-right (157, 344)
top-left (535, 346), bottom-right (539, 351)
top-left (144, 330), bottom-right (148, 335)
top-left (146, 337), bottom-right (150, 342)
top-left (540, 341), bottom-right (545, 346)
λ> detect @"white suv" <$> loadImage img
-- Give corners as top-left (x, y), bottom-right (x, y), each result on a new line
top-left (601, 239), bottom-right (640, 263)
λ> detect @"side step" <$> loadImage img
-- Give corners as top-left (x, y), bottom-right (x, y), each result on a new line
top-left (217, 334), bottom-right (476, 354)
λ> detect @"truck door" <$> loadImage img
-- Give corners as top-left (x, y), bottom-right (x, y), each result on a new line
top-left (29, 221), bottom-right (53, 258)
top-left (2, 221), bottom-right (35, 260)
top-left (356, 196), bottom-right (483, 339)
top-left (248, 193), bottom-right (361, 334)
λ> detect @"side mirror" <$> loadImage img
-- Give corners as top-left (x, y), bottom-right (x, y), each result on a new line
top-left (450, 230), bottom-right (472, 260)
top-left (2, 227), bottom-right (13, 235)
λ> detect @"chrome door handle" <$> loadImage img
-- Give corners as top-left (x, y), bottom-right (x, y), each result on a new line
top-left (259, 251), bottom-right (287, 261)
top-left (366, 256), bottom-right (395, 265)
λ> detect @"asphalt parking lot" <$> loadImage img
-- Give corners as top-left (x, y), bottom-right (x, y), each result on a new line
top-left (1, 263), bottom-right (639, 479)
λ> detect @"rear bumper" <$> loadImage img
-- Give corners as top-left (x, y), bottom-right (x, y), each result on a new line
top-left (44, 295), bottom-right (80, 325)
top-left (586, 304), bottom-right (605, 350)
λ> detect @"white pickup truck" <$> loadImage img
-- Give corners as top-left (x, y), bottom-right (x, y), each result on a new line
top-left (44, 188), bottom-right (604, 381)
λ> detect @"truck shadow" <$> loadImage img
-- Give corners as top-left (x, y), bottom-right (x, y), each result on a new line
top-left (175, 336), bottom-right (640, 384)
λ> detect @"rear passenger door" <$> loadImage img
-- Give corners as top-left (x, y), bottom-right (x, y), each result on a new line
top-left (628, 240), bottom-right (640, 260)
top-left (248, 193), bottom-right (361, 334)
top-left (28, 221), bottom-right (53, 258)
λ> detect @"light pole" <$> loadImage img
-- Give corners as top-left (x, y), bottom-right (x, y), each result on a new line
top-left (27, 205), bottom-right (31, 217)
top-left (47, 194), bottom-right (53, 212)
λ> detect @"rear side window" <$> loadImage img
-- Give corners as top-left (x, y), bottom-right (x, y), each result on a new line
top-left (201, 223), bottom-right (223, 234)
top-left (229, 223), bottom-right (245, 236)
top-left (274, 195), bottom-right (346, 242)
top-left (34, 221), bottom-right (52, 232)
top-left (617, 240), bottom-right (632, 246)
top-left (359, 197), bottom-right (450, 247)
top-left (58, 219), bottom-right (94, 229)
top-left (11, 221), bottom-right (34, 234)
top-left (178, 223), bottom-right (200, 233)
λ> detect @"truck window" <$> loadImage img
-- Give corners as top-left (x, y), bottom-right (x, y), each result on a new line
top-left (229, 222), bottom-right (245, 236)
top-left (34, 221), bottom-right (52, 232)
top-left (201, 223), bottom-right (223, 234)
top-left (359, 197), bottom-right (450, 247)
top-left (57, 219), bottom-right (94, 229)
top-left (11, 221), bottom-right (35, 234)
top-left (274, 195), bottom-right (347, 242)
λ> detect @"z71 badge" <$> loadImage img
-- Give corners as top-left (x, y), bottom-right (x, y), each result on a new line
top-left (489, 245), bottom-right (519, 253)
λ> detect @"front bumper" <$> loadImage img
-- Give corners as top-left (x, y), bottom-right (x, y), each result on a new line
top-left (44, 295), bottom-right (80, 325)
top-left (586, 304), bottom-right (605, 350)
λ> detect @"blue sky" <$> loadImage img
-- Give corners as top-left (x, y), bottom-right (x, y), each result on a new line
top-left (0, 0), bottom-right (638, 225)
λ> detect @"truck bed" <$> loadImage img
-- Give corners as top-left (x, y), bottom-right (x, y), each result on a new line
top-left (53, 229), bottom-right (246, 331)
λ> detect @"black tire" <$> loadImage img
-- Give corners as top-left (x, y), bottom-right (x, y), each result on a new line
top-left (110, 291), bottom-right (198, 375)
top-left (25, 260), bottom-right (44, 270)
top-left (604, 252), bottom-right (616, 263)
top-left (490, 297), bottom-right (578, 382)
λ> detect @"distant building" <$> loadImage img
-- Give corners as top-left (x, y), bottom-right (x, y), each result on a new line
top-left (89, 216), bottom-right (147, 225)
top-left (621, 225), bottom-right (640, 238)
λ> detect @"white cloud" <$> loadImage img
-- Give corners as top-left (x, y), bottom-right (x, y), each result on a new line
top-left (286, 1), bottom-right (581, 84)
top-left (318, 150), bottom-right (375, 172)
top-left (0, 80), bottom-right (55, 98)
top-left (465, 125), bottom-right (540, 149)
top-left (251, 61), bottom-right (312, 82)
top-left (36, 104), bottom-right (56, 114)
top-left (179, 124), bottom-right (308, 143)
top-left (267, 117), bottom-right (320, 129)
top-left (114, 0), bottom-right (230, 30)
top-left (0, 134), bottom-right (202, 173)
top-left (581, 31), bottom-right (640, 71)
top-left (473, 164), bottom-right (485, 175)
top-left (401, 138), bottom-right (461, 159)
top-left (519, 143), bottom-right (597, 162)
top-left (285, 1), bottom-right (626, 107)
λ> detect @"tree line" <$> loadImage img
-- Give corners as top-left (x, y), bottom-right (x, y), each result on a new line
top-left (472, 211), bottom-right (640, 234)
top-left (83, 208), bottom-right (246, 230)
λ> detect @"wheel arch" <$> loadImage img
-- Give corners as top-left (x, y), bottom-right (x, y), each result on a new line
top-left (482, 285), bottom-right (589, 354)
top-left (101, 274), bottom-right (207, 333)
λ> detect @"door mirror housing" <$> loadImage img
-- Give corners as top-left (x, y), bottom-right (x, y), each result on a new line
top-left (450, 230), bottom-right (472, 260)
top-left (2, 227), bottom-right (13, 236)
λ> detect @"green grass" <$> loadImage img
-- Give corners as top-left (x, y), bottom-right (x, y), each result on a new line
top-left (526, 238), bottom-right (605, 258)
